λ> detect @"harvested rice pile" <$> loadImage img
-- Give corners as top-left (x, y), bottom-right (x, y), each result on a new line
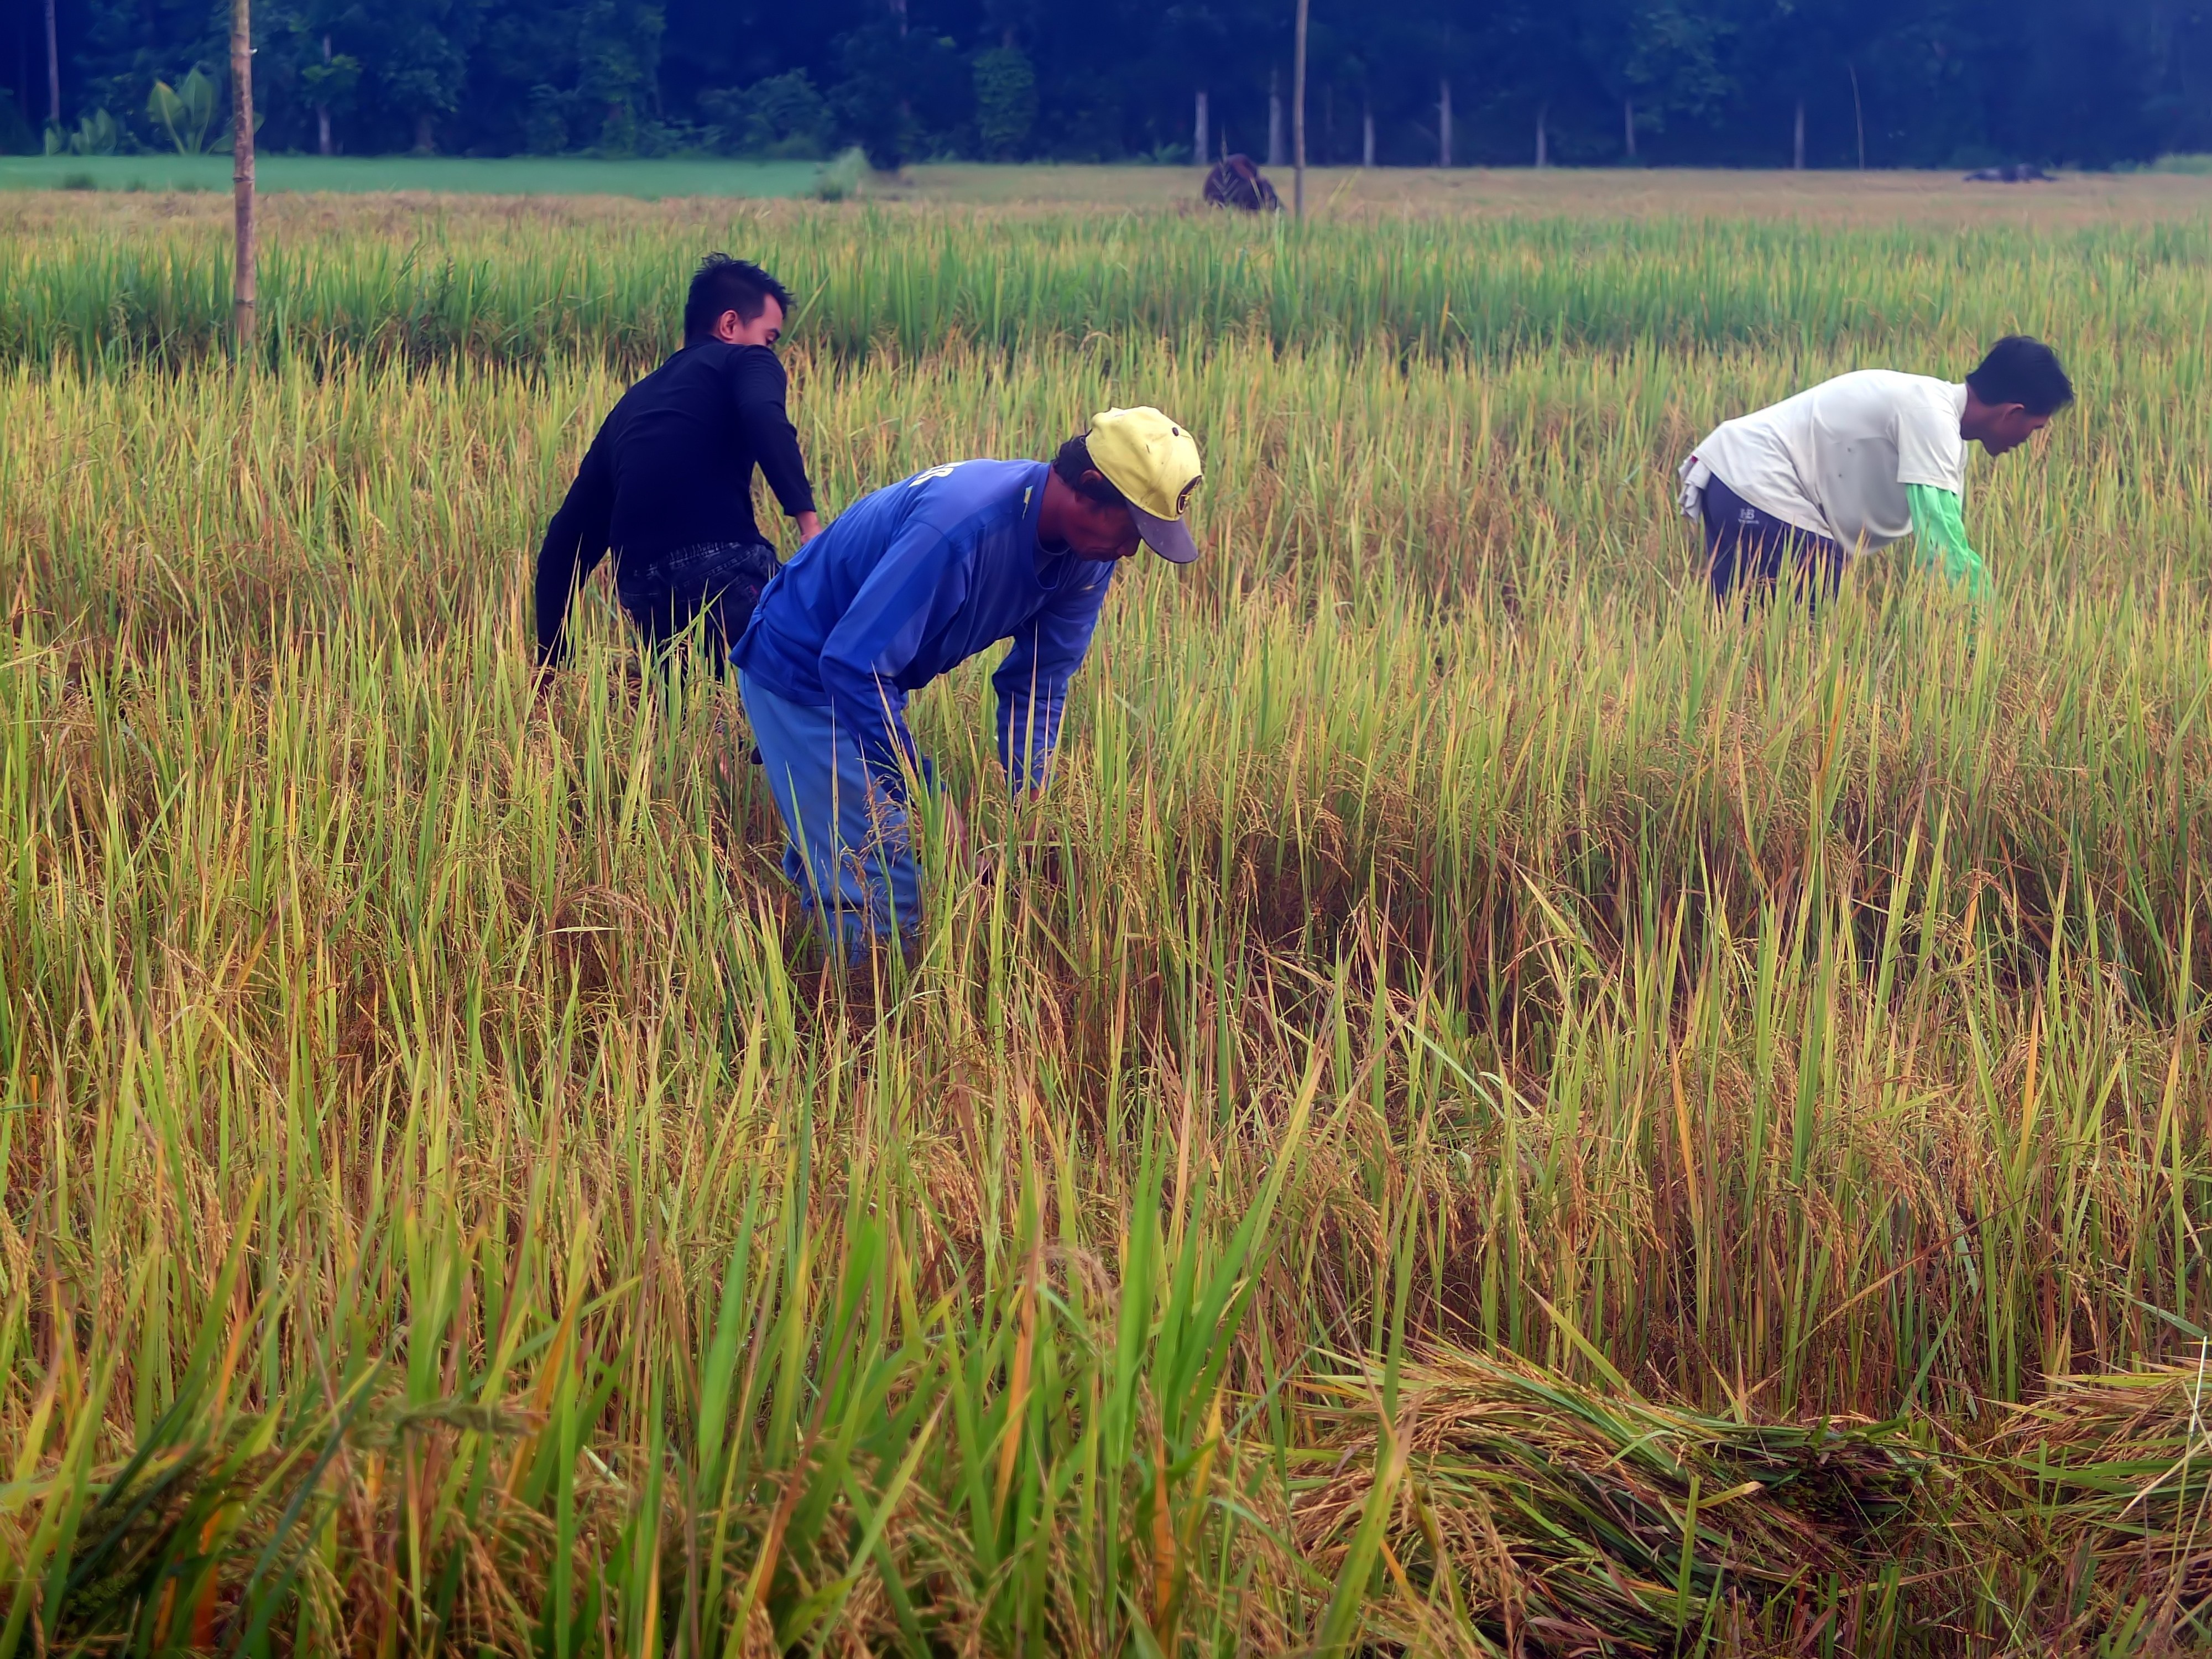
top-left (1296, 1349), bottom-right (1932, 1653)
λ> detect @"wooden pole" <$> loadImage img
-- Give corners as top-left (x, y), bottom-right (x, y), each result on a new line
top-left (44, 0), bottom-right (60, 129)
top-left (1848, 62), bottom-right (1865, 170)
top-left (1292, 0), bottom-right (1308, 217)
top-left (231, 0), bottom-right (257, 353)
top-left (319, 34), bottom-right (335, 155)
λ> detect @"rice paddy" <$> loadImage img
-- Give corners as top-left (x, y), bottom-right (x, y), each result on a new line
top-left (4, 182), bottom-right (2212, 1655)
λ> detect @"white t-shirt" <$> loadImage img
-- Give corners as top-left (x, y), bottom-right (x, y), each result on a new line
top-left (1678, 371), bottom-right (1969, 555)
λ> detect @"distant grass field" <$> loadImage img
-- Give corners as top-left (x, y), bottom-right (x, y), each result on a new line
top-left (886, 160), bottom-right (2212, 222)
top-left (0, 153), bottom-right (822, 197)
top-left (9, 152), bottom-right (2212, 218)
top-left (4, 183), bottom-right (2212, 1655)
top-left (7, 189), bottom-right (2212, 371)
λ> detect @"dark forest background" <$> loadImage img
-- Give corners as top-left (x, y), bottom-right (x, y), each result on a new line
top-left (3, 0), bottom-right (2209, 170)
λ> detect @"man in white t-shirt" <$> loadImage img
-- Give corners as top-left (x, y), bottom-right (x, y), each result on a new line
top-left (1679, 336), bottom-right (2074, 607)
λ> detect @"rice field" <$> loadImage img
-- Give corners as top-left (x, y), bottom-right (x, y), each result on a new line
top-left (4, 184), bottom-right (2212, 1655)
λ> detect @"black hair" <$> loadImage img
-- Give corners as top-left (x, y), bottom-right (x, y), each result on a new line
top-left (683, 254), bottom-right (795, 345)
top-left (1052, 435), bottom-right (1129, 507)
top-left (1966, 335), bottom-right (2074, 416)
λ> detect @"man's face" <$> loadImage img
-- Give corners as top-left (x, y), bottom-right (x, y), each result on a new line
top-left (716, 296), bottom-right (785, 348)
top-left (1977, 403), bottom-right (2050, 457)
top-left (1062, 486), bottom-right (1143, 562)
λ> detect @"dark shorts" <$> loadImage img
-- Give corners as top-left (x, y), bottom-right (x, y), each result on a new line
top-left (615, 540), bottom-right (779, 676)
top-left (1700, 474), bottom-right (1845, 608)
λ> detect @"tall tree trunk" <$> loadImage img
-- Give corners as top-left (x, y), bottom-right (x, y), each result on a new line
top-left (1194, 88), bottom-right (1208, 164)
top-left (1535, 102), bottom-right (1549, 169)
top-left (1267, 66), bottom-right (1284, 166)
top-left (1793, 94), bottom-right (1805, 169)
top-left (1292, 0), bottom-right (1308, 216)
top-left (1624, 96), bottom-right (1636, 159)
top-left (415, 110), bottom-right (435, 154)
top-left (1438, 77), bottom-right (1452, 168)
top-left (231, 0), bottom-right (256, 354)
top-left (44, 0), bottom-right (59, 127)
top-left (317, 33), bottom-right (333, 156)
top-left (1361, 100), bottom-right (1374, 168)
top-left (1848, 63), bottom-right (1865, 169)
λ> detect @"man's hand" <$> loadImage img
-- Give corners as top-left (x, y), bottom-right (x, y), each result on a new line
top-left (796, 510), bottom-right (823, 544)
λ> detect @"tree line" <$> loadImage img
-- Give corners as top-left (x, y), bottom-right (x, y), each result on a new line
top-left (4, 0), bottom-right (2208, 170)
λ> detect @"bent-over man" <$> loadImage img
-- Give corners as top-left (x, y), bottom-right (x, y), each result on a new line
top-left (535, 254), bottom-right (820, 676)
top-left (1680, 335), bottom-right (2074, 606)
top-left (733, 406), bottom-right (1204, 953)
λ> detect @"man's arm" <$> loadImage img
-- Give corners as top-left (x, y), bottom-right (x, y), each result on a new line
top-left (1906, 483), bottom-right (1991, 599)
top-left (993, 568), bottom-right (1114, 790)
top-left (817, 523), bottom-right (969, 799)
top-left (729, 349), bottom-right (820, 540)
top-left (534, 430), bottom-right (615, 666)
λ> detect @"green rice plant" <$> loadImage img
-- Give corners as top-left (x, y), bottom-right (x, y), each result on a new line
top-left (2, 192), bottom-right (2211, 1652)
top-left (3, 199), bottom-right (2211, 371)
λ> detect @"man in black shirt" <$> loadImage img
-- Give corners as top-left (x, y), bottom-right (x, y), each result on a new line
top-left (534, 254), bottom-right (821, 679)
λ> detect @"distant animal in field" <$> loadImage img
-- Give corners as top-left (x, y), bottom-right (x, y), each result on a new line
top-left (1963, 163), bottom-right (2055, 182)
top-left (1204, 154), bottom-right (1281, 212)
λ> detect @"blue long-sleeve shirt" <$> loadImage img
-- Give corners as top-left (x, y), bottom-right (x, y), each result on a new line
top-left (733, 460), bottom-right (1115, 795)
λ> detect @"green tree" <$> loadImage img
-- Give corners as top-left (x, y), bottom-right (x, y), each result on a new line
top-left (296, 7), bottom-right (365, 154)
top-left (1737, 0), bottom-right (1872, 169)
top-left (71, 0), bottom-right (221, 150)
top-left (830, 19), bottom-right (967, 169)
top-left (371, 0), bottom-right (484, 152)
top-left (700, 71), bottom-right (833, 156)
top-left (972, 45), bottom-right (1036, 157)
top-left (573, 0), bottom-right (665, 154)
top-left (25, 0), bottom-right (2201, 168)
top-left (1583, 0), bottom-right (1733, 159)
top-left (0, 90), bottom-right (35, 154)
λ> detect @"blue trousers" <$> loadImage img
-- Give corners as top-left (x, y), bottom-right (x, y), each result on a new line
top-left (739, 670), bottom-right (923, 952)
top-left (1701, 474), bottom-right (1844, 609)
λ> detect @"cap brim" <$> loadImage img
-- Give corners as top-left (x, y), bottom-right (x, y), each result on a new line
top-left (1133, 505), bottom-right (1202, 565)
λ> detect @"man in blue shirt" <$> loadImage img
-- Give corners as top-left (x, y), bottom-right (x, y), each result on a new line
top-left (733, 406), bottom-right (1204, 953)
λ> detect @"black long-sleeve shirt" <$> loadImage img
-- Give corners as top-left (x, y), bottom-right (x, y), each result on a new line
top-left (535, 341), bottom-right (816, 662)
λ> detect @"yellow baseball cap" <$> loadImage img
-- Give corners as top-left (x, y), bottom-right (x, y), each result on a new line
top-left (1086, 406), bottom-right (1204, 565)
